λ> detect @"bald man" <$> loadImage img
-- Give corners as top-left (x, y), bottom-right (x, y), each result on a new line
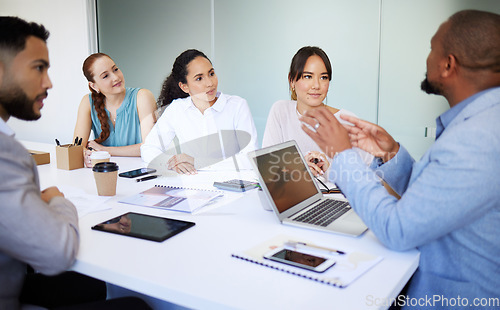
top-left (302, 10), bottom-right (500, 309)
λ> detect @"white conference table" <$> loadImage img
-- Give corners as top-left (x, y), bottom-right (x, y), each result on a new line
top-left (24, 141), bottom-right (419, 310)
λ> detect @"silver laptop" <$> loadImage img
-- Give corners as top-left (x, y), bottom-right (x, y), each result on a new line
top-left (248, 141), bottom-right (368, 237)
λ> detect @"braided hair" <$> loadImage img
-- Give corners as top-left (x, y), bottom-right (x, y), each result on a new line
top-left (82, 53), bottom-right (112, 144)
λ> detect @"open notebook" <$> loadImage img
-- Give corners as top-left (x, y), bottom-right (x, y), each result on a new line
top-left (119, 185), bottom-right (223, 213)
top-left (232, 234), bottom-right (383, 288)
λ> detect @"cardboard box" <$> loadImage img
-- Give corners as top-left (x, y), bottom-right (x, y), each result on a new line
top-left (56, 144), bottom-right (84, 170)
top-left (29, 150), bottom-right (50, 165)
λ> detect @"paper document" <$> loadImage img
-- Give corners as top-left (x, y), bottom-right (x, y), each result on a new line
top-left (58, 185), bottom-right (112, 218)
top-left (119, 185), bottom-right (224, 213)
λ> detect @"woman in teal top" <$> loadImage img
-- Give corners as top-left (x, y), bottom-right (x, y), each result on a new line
top-left (89, 87), bottom-right (142, 147)
top-left (74, 53), bottom-right (156, 167)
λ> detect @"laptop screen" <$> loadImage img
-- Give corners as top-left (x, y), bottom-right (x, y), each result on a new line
top-left (255, 144), bottom-right (318, 213)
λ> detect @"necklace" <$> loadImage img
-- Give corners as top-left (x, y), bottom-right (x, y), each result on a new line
top-left (296, 102), bottom-right (325, 117)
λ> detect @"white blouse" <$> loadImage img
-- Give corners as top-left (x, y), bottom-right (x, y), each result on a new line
top-left (141, 92), bottom-right (258, 167)
top-left (262, 99), bottom-right (373, 164)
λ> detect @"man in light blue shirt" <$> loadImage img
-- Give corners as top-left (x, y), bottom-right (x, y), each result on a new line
top-left (301, 10), bottom-right (500, 310)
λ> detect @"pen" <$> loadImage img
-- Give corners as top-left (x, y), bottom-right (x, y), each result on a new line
top-left (78, 137), bottom-right (82, 145)
top-left (55, 139), bottom-right (60, 146)
top-left (284, 241), bottom-right (345, 255)
top-left (74, 137), bottom-right (79, 146)
top-left (136, 175), bottom-right (158, 182)
top-left (315, 177), bottom-right (329, 190)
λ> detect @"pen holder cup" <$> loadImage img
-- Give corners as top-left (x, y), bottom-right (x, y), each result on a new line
top-left (92, 162), bottom-right (119, 196)
top-left (56, 144), bottom-right (84, 170)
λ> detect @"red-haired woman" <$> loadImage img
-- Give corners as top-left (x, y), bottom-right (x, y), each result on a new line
top-left (73, 53), bottom-right (156, 167)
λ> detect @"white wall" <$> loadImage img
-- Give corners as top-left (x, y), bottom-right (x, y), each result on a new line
top-left (214, 0), bottom-right (380, 144)
top-left (0, 0), bottom-right (93, 144)
top-left (96, 0), bottom-right (212, 111)
top-left (95, 0), bottom-right (500, 159)
top-left (2, 0), bottom-right (500, 159)
top-left (378, 0), bottom-right (500, 159)
top-left (97, 0), bottom-right (381, 150)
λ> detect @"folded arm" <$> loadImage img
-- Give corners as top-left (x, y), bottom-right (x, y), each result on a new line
top-left (0, 142), bottom-right (79, 274)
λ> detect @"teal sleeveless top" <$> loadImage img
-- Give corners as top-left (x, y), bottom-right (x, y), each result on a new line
top-left (89, 87), bottom-right (142, 147)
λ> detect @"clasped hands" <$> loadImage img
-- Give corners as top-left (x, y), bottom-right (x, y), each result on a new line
top-left (300, 107), bottom-right (400, 163)
top-left (167, 153), bottom-right (197, 175)
top-left (83, 140), bottom-right (108, 168)
top-left (41, 186), bottom-right (65, 203)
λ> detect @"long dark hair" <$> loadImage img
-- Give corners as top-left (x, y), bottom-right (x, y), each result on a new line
top-left (82, 53), bottom-right (112, 144)
top-left (157, 49), bottom-right (211, 108)
top-left (288, 46), bottom-right (332, 100)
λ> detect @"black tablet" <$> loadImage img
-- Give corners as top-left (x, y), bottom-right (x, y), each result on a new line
top-left (91, 212), bottom-right (195, 242)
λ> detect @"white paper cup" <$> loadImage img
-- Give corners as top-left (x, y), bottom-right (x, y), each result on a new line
top-left (90, 151), bottom-right (110, 167)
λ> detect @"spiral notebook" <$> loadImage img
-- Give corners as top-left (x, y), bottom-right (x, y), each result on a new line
top-left (119, 185), bottom-right (224, 213)
top-left (231, 235), bottom-right (383, 288)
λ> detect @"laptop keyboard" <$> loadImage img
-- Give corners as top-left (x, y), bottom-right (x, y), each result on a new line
top-left (294, 199), bottom-right (351, 227)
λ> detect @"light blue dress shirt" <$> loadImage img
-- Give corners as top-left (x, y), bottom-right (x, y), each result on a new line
top-left (90, 87), bottom-right (142, 147)
top-left (330, 87), bottom-right (500, 309)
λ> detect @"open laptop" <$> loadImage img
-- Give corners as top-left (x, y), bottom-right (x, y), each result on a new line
top-left (248, 140), bottom-right (368, 237)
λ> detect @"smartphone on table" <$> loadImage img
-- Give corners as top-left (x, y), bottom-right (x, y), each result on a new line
top-left (263, 246), bottom-right (336, 273)
top-left (118, 168), bottom-right (156, 178)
